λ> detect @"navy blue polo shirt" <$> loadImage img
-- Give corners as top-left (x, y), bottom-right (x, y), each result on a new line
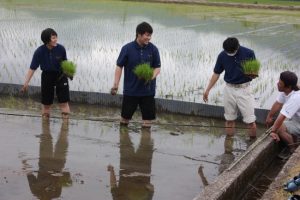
top-left (214, 46), bottom-right (255, 84)
top-left (30, 44), bottom-right (67, 72)
top-left (117, 40), bottom-right (161, 96)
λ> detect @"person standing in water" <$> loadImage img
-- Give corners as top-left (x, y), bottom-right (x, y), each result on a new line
top-left (111, 22), bottom-right (161, 128)
top-left (22, 28), bottom-right (70, 119)
top-left (203, 37), bottom-right (257, 138)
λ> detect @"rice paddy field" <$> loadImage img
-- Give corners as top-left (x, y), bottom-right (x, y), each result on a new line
top-left (0, 0), bottom-right (300, 109)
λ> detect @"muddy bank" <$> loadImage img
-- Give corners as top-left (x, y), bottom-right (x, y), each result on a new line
top-left (126, 0), bottom-right (300, 11)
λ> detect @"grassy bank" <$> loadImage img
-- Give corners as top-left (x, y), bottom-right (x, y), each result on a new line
top-left (125, 0), bottom-right (300, 10)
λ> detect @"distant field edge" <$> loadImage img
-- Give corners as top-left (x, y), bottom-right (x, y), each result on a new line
top-left (124, 0), bottom-right (300, 11)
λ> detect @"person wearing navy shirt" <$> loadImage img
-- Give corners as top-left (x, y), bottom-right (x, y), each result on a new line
top-left (111, 22), bottom-right (161, 128)
top-left (21, 28), bottom-right (70, 119)
top-left (203, 37), bottom-right (257, 138)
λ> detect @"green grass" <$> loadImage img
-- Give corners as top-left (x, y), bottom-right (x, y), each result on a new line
top-left (242, 59), bottom-right (261, 75)
top-left (133, 63), bottom-right (153, 82)
top-left (206, 0), bottom-right (300, 6)
top-left (61, 60), bottom-right (76, 78)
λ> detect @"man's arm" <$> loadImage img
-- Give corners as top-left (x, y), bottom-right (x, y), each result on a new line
top-left (21, 69), bottom-right (35, 93)
top-left (111, 66), bottom-right (123, 95)
top-left (266, 101), bottom-right (283, 127)
top-left (152, 67), bottom-right (160, 80)
top-left (270, 113), bottom-right (286, 142)
top-left (203, 73), bottom-right (220, 103)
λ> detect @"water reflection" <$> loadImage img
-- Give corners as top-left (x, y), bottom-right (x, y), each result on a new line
top-left (198, 165), bottom-right (209, 187)
top-left (107, 127), bottom-right (154, 200)
top-left (197, 136), bottom-right (235, 187)
top-left (27, 120), bottom-right (71, 200)
top-left (218, 136), bottom-right (235, 174)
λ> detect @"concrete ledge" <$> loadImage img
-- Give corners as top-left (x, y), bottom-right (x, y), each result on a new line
top-left (193, 135), bottom-right (279, 200)
top-left (261, 146), bottom-right (300, 200)
top-left (0, 83), bottom-right (269, 123)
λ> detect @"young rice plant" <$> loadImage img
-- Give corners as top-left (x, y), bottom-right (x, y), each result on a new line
top-left (61, 60), bottom-right (77, 78)
top-left (133, 63), bottom-right (153, 82)
top-left (242, 59), bottom-right (261, 76)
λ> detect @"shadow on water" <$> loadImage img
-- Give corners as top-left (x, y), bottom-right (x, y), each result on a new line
top-left (108, 127), bottom-right (154, 200)
top-left (26, 119), bottom-right (72, 200)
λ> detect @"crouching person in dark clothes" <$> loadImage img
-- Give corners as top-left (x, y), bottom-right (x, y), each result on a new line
top-left (266, 71), bottom-right (300, 154)
top-left (111, 22), bottom-right (161, 128)
top-left (22, 28), bottom-right (70, 119)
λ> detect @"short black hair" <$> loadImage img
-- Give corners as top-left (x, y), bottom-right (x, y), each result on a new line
top-left (136, 22), bottom-right (153, 38)
top-left (280, 71), bottom-right (299, 91)
top-left (41, 28), bottom-right (57, 44)
top-left (223, 37), bottom-right (240, 53)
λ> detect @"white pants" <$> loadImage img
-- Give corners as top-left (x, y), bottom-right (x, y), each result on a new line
top-left (284, 117), bottom-right (300, 137)
top-left (223, 83), bottom-right (256, 124)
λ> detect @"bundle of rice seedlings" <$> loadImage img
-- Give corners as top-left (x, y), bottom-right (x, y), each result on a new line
top-left (61, 60), bottom-right (76, 78)
top-left (242, 59), bottom-right (260, 78)
top-left (133, 63), bottom-right (153, 82)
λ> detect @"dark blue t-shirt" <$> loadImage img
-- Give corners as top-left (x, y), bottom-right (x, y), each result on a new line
top-left (30, 44), bottom-right (67, 72)
top-left (214, 46), bottom-right (255, 84)
top-left (117, 41), bottom-right (161, 96)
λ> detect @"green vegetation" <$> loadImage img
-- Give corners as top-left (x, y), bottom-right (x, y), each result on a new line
top-left (133, 63), bottom-right (153, 82)
top-left (242, 59), bottom-right (261, 77)
top-left (206, 0), bottom-right (300, 6)
top-left (61, 60), bottom-right (76, 78)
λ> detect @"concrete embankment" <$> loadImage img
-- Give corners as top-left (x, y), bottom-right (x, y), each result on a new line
top-left (193, 132), bottom-right (280, 200)
top-left (0, 83), bottom-right (269, 124)
top-left (261, 146), bottom-right (300, 200)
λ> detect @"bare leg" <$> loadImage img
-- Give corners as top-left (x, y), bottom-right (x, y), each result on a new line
top-left (277, 124), bottom-right (295, 152)
top-left (42, 104), bottom-right (51, 118)
top-left (120, 117), bottom-right (129, 126)
top-left (247, 122), bottom-right (257, 138)
top-left (225, 120), bottom-right (235, 136)
top-left (59, 102), bottom-right (70, 119)
top-left (142, 120), bottom-right (152, 128)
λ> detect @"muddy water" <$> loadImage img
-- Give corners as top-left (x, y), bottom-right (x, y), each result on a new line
top-left (0, 98), bottom-right (266, 200)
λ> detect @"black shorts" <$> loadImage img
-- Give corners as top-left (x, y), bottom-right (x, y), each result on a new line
top-left (121, 95), bottom-right (156, 120)
top-left (41, 71), bottom-right (70, 105)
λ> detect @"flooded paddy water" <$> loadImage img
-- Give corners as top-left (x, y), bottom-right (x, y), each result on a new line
top-left (0, 96), bottom-right (266, 200)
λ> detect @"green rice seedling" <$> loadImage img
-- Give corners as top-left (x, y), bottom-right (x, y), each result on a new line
top-left (241, 59), bottom-right (260, 78)
top-left (61, 60), bottom-right (76, 78)
top-left (133, 63), bottom-right (153, 82)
